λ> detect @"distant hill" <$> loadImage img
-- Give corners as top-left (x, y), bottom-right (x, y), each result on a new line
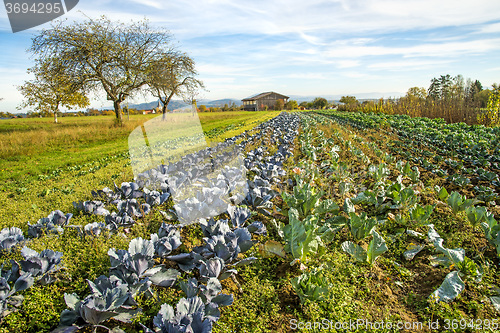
top-left (100, 100), bottom-right (189, 111)
top-left (100, 98), bottom-right (242, 111)
top-left (202, 99), bottom-right (242, 107)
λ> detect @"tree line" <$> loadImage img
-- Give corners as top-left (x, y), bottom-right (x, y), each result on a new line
top-left (18, 16), bottom-right (203, 124)
top-left (341, 75), bottom-right (500, 126)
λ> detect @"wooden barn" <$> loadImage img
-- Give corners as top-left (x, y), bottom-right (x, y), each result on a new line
top-left (242, 92), bottom-right (289, 111)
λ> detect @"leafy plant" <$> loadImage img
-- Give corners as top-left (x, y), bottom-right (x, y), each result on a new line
top-left (409, 204), bottom-right (435, 226)
top-left (341, 229), bottom-right (388, 265)
top-left (447, 174), bottom-right (471, 187)
top-left (291, 267), bottom-right (332, 303)
top-left (58, 280), bottom-right (141, 332)
top-left (282, 180), bottom-right (323, 218)
top-left (108, 238), bottom-right (180, 290)
top-left (243, 186), bottom-right (275, 216)
top-left (73, 201), bottom-right (110, 216)
top-left (278, 208), bottom-right (324, 264)
top-left (150, 223), bottom-right (182, 258)
top-left (348, 212), bottom-right (378, 240)
top-left (84, 222), bottom-right (110, 237)
top-left (143, 188), bottom-right (170, 207)
top-left (473, 185), bottom-right (498, 203)
top-left (27, 210), bottom-right (73, 238)
top-left (141, 297), bottom-right (213, 333)
top-left (114, 182), bottom-right (144, 199)
top-left (0, 227), bottom-right (25, 252)
top-left (0, 270), bottom-right (34, 319)
top-left (352, 190), bottom-right (391, 213)
top-left (408, 166), bottom-right (421, 183)
top-left (11, 247), bottom-right (63, 285)
top-left (447, 191), bottom-right (474, 214)
top-left (179, 277), bottom-right (233, 321)
top-left (427, 225), bottom-right (480, 302)
top-left (91, 187), bottom-right (121, 203)
top-left (116, 199), bottom-right (151, 218)
top-left (168, 216), bottom-right (262, 280)
top-left (465, 206), bottom-right (488, 226)
top-left (429, 271), bottom-right (465, 303)
top-left (368, 163), bottom-right (390, 183)
top-left (397, 187), bottom-right (419, 210)
top-left (436, 186), bottom-right (449, 201)
top-left (481, 214), bottom-right (500, 256)
top-left (428, 225), bottom-right (466, 268)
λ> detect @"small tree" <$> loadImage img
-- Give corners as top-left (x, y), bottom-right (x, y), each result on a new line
top-left (18, 58), bottom-right (88, 123)
top-left (339, 95), bottom-right (358, 105)
top-left (285, 100), bottom-right (298, 110)
top-left (339, 96), bottom-right (359, 111)
top-left (312, 97), bottom-right (328, 110)
top-left (481, 83), bottom-right (500, 125)
top-left (275, 99), bottom-right (285, 111)
top-left (199, 105), bottom-right (207, 112)
top-left (147, 53), bottom-right (203, 120)
top-left (406, 87), bottom-right (427, 100)
top-left (475, 89), bottom-right (491, 108)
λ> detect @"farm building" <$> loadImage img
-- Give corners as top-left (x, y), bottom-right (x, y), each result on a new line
top-left (242, 92), bottom-right (289, 111)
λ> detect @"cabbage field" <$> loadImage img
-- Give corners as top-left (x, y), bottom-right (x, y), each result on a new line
top-left (0, 111), bottom-right (500, 332)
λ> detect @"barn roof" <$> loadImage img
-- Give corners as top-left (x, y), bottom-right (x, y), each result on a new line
top-left (242, 91), bottom-right (289, 101)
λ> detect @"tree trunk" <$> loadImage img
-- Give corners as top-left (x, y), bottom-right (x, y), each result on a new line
top-left (113, 100), bottom-right (123, 125)
top-left (53, 102), bottom-right (59, 123)
top-left (162, 104), bottom-right (168, 121)
top-left (160, 94), bottom-right (176, 121)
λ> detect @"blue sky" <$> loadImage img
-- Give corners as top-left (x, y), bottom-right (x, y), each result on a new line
top-left (1, 0), bottom-right (500, 112)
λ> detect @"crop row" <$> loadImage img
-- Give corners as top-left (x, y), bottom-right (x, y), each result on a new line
top-left (319, 111), bottom-right (500, 206)
top-left (274, 112), bottom-right (500, 321)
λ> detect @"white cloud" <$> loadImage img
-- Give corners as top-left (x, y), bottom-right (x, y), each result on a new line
top-left (284, 73), bottom-right (329, 80)
top-left (342, 71), bottom-right (370, 78)
top-left (197, 63), bottom-right (257, 77)
top-left (324, 38), bottom-right (500, 59)
top-left (336, 60), bottom-right (360, 68)
top-left (478, 22), bottom-right (500, 34)
top-left (150, 0), bottom-right (500, 40)
top-left (367, 59), bottom-right (452, 71)
top-left (128, 0), bottom-right (164, 9)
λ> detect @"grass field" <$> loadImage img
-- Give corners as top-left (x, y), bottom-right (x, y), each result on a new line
top-left (0, 111), bottom-right (275, 230)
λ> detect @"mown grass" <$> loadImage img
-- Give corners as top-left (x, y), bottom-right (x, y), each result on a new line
top-left (0, 111), bottom-right (275, 231)
top-left (0, 112), bottom-right (275, 183)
